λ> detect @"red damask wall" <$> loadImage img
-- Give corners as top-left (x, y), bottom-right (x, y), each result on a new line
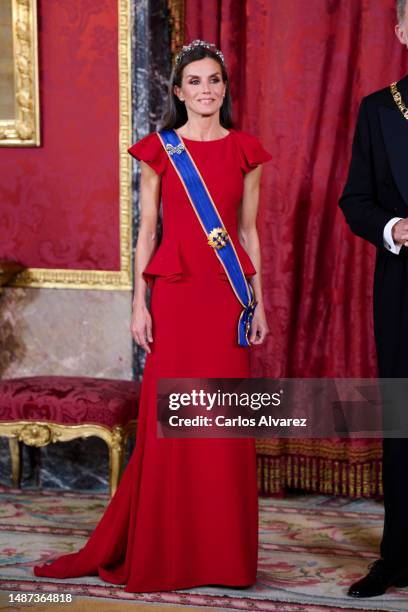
top-left (185, 1), bottom-right (408, 497)
top-left (0, 0), bottom-right (120, 271)
top-left (186, 0), bottom-right (408, 378)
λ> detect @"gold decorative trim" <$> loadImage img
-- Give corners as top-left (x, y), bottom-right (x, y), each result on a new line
top-left (10, 0), bottom-right (132, 290)
top-left (390, 81), bottom-right (408, 120)
top-left (256, 454), bottom-right (382, 498)
top-left (256, 440), bottom-right (383, 498)
top-left (167, 0), bottom-right (185, 60)
top-left (0, 0), bottom-right (40, 146)
top-left (256, 439), bottom-right (382, 460)
top-left (1, 419), bottom-right (137, 497)
top-left (10, 268), bottom-right (132, 290)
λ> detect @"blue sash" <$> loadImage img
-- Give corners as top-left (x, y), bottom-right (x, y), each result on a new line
top-left (157, 129), bottom-right (257, 347)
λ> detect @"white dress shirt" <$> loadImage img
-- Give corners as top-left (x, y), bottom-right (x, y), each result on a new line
top-left (384, 217), bottom-right (403, 254)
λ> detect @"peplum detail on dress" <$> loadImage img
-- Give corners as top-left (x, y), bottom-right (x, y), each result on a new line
top-left (230, 130), bottom-right (273, 174)
top-left (128, 133), bottom-right (167, 176)
top-left (129, 129), bottom-right (271, 283)
top-left (142, 241), bottom-right (184, 285)
top-left (143, 239), bottom-right (256, 282)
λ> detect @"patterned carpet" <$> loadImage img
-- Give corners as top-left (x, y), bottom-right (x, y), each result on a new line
top-left (0, 486), bottom-right (407, 611)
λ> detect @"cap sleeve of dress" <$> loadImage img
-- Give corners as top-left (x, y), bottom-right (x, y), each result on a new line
top-left (128, 132), bottom-right (167, 176)
top-left (233, 130), bottom-right (272, 174)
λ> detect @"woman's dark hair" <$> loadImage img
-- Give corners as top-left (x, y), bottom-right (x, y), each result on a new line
top-left (160, 45), bottom-right (233, 130)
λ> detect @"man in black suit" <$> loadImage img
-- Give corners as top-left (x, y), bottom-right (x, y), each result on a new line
top-left (339, 0), bottom-right (408, 598)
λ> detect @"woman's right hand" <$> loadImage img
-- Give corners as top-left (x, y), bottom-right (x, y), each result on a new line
top-left (131, 301), bottom-right (153, 353)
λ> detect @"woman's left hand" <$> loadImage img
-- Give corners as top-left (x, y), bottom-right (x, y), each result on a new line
top-left (248, 304), bottom-right (269, 345)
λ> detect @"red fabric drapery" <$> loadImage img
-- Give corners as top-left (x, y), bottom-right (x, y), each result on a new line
top-left (185, 0), bottom-right (408, 496)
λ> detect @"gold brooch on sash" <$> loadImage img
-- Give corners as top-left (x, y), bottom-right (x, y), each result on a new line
top-left (207, 227), bottom-right (229, 249)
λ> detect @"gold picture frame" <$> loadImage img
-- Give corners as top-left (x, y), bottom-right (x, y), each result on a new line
top-left (0, 0), bottom-right (40, 147)
top-left (167, 0), bottom-right (185, 59)
top-left (8, 0), bottom-right (133, 291)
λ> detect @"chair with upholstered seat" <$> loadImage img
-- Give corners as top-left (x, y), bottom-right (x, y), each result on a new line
top-left (0, 376), bottom-right (139, 497)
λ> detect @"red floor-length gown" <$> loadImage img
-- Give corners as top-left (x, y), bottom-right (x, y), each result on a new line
top-left (33, 129), bottom-right (272, 592)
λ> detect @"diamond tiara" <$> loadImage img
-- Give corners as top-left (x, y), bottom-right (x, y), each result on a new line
top-left (175, 39), bottom-right (225, 66)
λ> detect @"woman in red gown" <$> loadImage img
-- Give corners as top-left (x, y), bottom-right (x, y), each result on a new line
top-left (34, 40), bottom-right (271, 593)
